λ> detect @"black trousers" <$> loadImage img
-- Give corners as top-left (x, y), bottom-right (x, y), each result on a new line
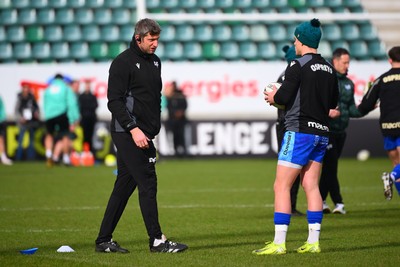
top-left (276, 121), bottom-right (301, 211)
top-left (168, 119), bottom-right (187, 156)
top-left (96, 132), bottom-right (162, 245)
top-left (319, 132), bottom-right (346, 205)
top-left (80, 117), bottom-right (96, 151)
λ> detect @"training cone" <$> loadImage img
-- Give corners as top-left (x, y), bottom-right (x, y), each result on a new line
top-left (57, 245), bottom-right (75, 253)
top-left (70, 151), bottom-right (81, 167)
top-left (81, 142), bottom-right (95, 166)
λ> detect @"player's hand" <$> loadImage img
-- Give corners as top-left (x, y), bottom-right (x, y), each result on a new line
top-left (130, 127), bottom-right (150, 149)
top-left (264, 88), bottom-right (277, 106)
top-left (329, 109), bottom-right (341, 118)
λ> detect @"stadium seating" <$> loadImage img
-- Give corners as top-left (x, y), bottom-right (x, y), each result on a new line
top-left (50, 42), bottom-right (69, 60)
top-left (32, 42), bottom-right (51, 60)
top-left (0, 0), bottom-right (388, 63)
top-left (257, 42), bottom-right (277, 60)
top-left (1, 9), bottom-right (17, 25)
top-left (220, 41), bottom-right (240, 60)
top-left (183, 41), bottom-right (203, 60)
top-left (43, 25), bottom-right (63, 42)
top-left (37, 9), bottom-right (56, 25)
top-left (68, 0), bottom-right (86, 8)
top-left (75, 9), bottom-right (94, 25)
top-left (13, 43), bottom-right (32, 60)
top-left (0, 27), bottom-right (5, 42)
top-left (6, 26), bottom-right (25, 42)
top-left (63, 25), bottom-right (82, 42)
top-left (0, 43), bottom-right (13, 61)
top-left (349, 40), bottom-right (369, 59)
top-left (70, 41), bottom-right (89, 60)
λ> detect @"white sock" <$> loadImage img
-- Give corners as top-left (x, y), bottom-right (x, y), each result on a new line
top-left (307, 223), bottom-right (321, 244)
top-left (273, 224), bottom-right (288, 245)
top-left (63, 154), bottom-right (70, 164)
top-left (153, 234), bottom-right (167, 246)
top-left (45, 149), bottom-right (52, 158)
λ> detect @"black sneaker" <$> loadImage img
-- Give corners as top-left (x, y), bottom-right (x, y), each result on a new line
top-left (95, 240), bottom-right (129, 253)
top-left (150, 240), bottom-right (188, 253)
top-left (291, 209), bottom-right (304, 216)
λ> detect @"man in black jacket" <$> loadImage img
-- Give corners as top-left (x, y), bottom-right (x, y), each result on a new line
top-left (78, 79), bottom-right (98, 153)
top-left (166, 81), bottom-right (188, 157)
top-left (95, 18), bottom-right (188, 254)
top-left (15, 84), bottom-right (40, 161)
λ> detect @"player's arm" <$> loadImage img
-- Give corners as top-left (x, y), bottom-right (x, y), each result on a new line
top-left (274, 62), bottom-right (301, 106)
top-left (357, 78), bottom-right (381, 116)
top-left (348, 82), bottom-right (362, 118)
top-left (107, 59), bottom-right (138, 132)
top-left (331, 73), bottom-right (339, 109)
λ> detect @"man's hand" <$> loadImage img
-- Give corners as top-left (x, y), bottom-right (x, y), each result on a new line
top-left (264, 87), bottom-right (277, 106)
top-left (329, 109), bottom-right (341, 119)
top-left (130, 127), bottom-right (150, 149)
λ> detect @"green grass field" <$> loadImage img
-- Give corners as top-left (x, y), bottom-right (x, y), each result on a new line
top-left (0, 158), bottom-right (399, 267)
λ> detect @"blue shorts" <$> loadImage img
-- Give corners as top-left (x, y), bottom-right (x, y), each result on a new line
top-left (278, 131), bottom-right (329, 169)
top-left (383, 136), bottom-right (400, 151)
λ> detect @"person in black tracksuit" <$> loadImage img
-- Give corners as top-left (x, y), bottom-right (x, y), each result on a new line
top-left (166, 81), bottom-right (188, 157)
top-left (95, 18), bottom-right (187, 254)
top-left (79, 80), bottom-right (98, 153)
top-left (276, 45), bottom-right (303, 216)
top-left (15, 84), bottom-right (40, 161)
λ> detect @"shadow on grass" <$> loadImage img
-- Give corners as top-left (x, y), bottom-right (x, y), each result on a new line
top-left (325, 241), bottom-right (400, 253)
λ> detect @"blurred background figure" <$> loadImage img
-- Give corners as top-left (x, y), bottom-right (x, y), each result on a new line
top-left (43, 74), bottom-right (79, 166)
top-left (0, 95), bottom-right (12, 165)
top-left (15, 83), bottom-right (40, 161)
top-left (79, 79), bottom-right (98, 153)
top-left (70, 79), bottom-right (81, 96)
top-left (165, 81), bottom-right (188, 157)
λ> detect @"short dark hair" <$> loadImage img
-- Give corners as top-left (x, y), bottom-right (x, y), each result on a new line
top-left (388, 46), bottom-right (400, 62)
top-left (54, 73), bottom-right (64, 80)
top-left (134, 18), bottom-right (161, 39)
top-left (332, 47), bottom-right (350, 59)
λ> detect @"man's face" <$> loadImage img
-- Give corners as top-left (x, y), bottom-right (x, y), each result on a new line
top-left (137, 33), bottom-right (160, 54)
top-left (333, 54), bottom-right (350, 75)
top-left (293, 37), bottom-right (301, 56)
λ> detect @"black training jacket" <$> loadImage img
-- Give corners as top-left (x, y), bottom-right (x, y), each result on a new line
top-left (358, 67), bottom-right (400, 137)
top-left (274, 53), bottom-right (339, 136)
top-left (107, 40), bottom-right (162, 139)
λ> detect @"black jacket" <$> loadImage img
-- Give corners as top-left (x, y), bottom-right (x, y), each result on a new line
top-left (15, 92), bottom-right (40, 126)
top-left (167, 90), bottom-right (187, 122)
top-left (358, 67), bottom-right (400, 137)
top-left (275, 53), bottom-right (339, 136)
top-left (79, 92), bottom-right (98, 119)
top-left (107, 40), bottom-right (162, 139)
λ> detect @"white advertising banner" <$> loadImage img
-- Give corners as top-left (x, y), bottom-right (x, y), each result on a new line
top-left (0, 61), bottom-right (386, 120)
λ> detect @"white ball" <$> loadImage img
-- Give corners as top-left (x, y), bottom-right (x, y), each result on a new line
top-left (357, 149), bottom-right (370, 161)
top-left (263, 82), bottom-right (285, 109)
